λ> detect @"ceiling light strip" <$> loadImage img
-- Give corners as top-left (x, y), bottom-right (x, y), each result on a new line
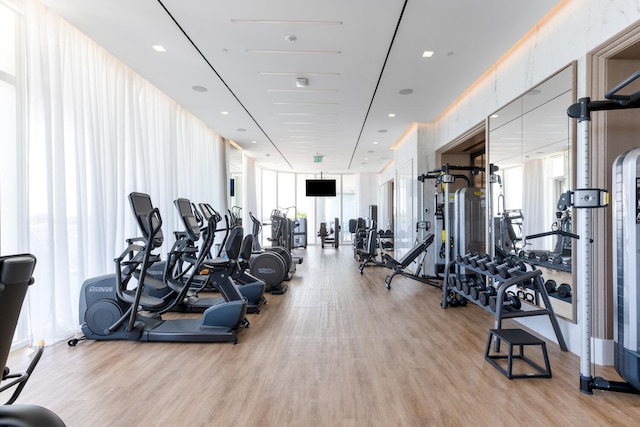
top-left (348, 0), bottom-right (408, 170)
top-left (258, 72), bottom-right (341, 76)
top-left (278, 113), bottom-right (338, 116)
top-left (247, 49), bottom-right (341, 54)
top-left (156, 0), bottom-right (293, 169)
top-left (267, 89), bottom-right (339, 93)
top-left (231, 19), bottom-right (342, 25)
top-left (273, 102), bottom-right (338, 105)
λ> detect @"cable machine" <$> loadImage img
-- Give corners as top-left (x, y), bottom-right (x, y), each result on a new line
top-left (567, 70), bottom-right (640, 394)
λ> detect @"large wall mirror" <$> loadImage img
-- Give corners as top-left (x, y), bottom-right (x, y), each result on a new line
top-left (487, 63), bottom-right (576, 322)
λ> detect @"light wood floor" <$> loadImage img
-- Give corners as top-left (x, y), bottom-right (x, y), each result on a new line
top-left (5, 245), bottom-right (640, 426)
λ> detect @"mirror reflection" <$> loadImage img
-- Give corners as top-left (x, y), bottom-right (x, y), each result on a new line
top-left (488, 64), bottom-right (575, 321)
top-left (229, 144), bottom-right (242, 226)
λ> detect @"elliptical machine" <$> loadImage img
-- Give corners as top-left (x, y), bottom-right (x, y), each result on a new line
top-left (71, 193), bottom-right (249, 345)
top-left (247, 212), bottom-right (289, 295)
top-left (173, 199), bottom-right (266, 314)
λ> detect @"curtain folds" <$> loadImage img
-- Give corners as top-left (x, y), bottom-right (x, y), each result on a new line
top-left (24, 0), bottom-right (226, 344)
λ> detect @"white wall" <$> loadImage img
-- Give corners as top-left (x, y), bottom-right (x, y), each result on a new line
top-left (436, 0), bottom-right (640, 150)
top-left (388, 0), bottom-right (640, 362)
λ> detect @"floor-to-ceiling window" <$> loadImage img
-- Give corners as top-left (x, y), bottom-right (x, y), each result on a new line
top-left (341, 175), bottom-right (356, 242)
top-left (0, 0), bottom-right (27, 348)
top-left (259, 169), bottom-right (359, 246)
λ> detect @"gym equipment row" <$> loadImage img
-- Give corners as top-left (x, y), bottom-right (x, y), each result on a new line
top-left (249, 211), bottom-right (303, 294)
top-left (73, 193), bottom-right (252, 345)
top-left (1, 254), bottom-right (66, 426)
top-left (442, 252), bottom-right (568, 352)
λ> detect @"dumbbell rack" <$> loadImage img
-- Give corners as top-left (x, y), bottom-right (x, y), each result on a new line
top-left (442, 259), bottom-right (568, 352)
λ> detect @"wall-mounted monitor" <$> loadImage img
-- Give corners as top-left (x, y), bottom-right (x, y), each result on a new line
top-left (305, 179), bottom-right (336, 197)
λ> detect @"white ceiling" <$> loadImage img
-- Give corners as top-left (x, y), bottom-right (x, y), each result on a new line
top-left (41, 0), bottom-right (563, 174)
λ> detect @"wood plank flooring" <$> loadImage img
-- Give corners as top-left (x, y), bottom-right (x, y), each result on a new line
top-left (5, 245), bottom-right (640, 426)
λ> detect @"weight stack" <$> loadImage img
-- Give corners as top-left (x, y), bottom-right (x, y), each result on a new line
top-left (613, 147), bottom-right (640, 392)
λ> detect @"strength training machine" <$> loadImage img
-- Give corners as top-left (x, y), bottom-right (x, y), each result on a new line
top-left (567, 70), bottom-right (640, 394)
top-left (382, 234), bottom-right (438, 290)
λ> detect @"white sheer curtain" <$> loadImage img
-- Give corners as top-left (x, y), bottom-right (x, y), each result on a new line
top-left (522, 159), bottom-right (553, 251)
top-left (24, 0), bottom-right (227, 344)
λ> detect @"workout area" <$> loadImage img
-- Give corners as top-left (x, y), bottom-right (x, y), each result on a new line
top-left (3, 1), bottom-right (640, 426)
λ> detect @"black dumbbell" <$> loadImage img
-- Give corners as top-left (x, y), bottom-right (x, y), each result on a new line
top-left (557, 283), bottom-right (572, 298)
top-left (478, 257), bottom-right (499, 272)
top-left (469, 279), bottom-right (486, 300)
top-left (462, 252), bottom-right (481, 265)
top-left (447, 275), bottom-right (456, 289)
top-left (551, 255), bottom-right (572, 267)
top-left (525, 251), bottom-right (548, 262)
top-left (489, 291), bottom-right (522, 312)
top-left (478, 286), bottom-right (497, 306)
top-left (497, 260), bottom-right (528, 279)
top-left (544, 279), bottom-right (557, 293)
top-left (461, 277), bottom-right (479, 295)
top-left (470, 254), bottom-right (491, 268)
top-left (487, 258), bottom-right (515, 275)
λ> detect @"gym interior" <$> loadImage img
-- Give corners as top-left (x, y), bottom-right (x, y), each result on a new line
top-left (3, 1), bottom-right (640, 425)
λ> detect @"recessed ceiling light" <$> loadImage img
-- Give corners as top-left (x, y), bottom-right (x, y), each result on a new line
top-left (388, 113), bottom-right (396, 118)
top-left (152, 45), bottom-right (166, 52)
top-left (378, 129), bottom-right (387, 133)
top-left (192, 85), bottom-right (208, 92)
top-left (422, 51), bottom-right (434, 58)
top-left (373, 141), bottom-right (379, 145)
top-left (221, 111), bottom-right (229, 115)
top-left (251, 140), bottom-right (257, 144)
top-left (399, 88), bottom-right (413, 95)
top-left (237, 128), bottom-right (246, 132)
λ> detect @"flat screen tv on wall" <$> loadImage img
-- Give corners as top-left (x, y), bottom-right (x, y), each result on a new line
top-left (305, 179), bottom-right (336, 197)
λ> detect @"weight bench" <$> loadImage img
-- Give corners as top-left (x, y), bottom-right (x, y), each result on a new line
top-left (382, 234), bottom-right (438, 289)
